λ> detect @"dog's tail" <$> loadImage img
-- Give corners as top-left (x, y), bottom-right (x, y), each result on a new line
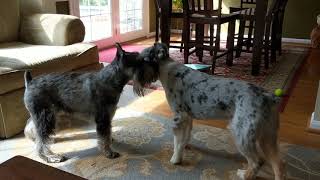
top-left (264, 92), bottom-right (281, 105)
top-left (24, 71), bottom-right (32, 88)
top-left (271, 94), bottom-right (281, 104)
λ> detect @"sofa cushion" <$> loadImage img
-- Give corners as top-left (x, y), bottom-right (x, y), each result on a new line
top-left (20, 14), bottom-right (85, 46)
top-left (0, 0), bottom-right (20, 43)
top-left (0, 42), bottom-right (98, 74)
top-left (0, 42), bottom-right (99, 94)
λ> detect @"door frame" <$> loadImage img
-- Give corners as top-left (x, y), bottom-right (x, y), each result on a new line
top-left (68, 0), bottom-right (150, 49)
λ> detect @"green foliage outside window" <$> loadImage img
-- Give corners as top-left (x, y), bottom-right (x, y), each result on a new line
top-left (79, 0), bottom-right (109, 6)
top-left (172, 0), bottom-right (183, 10)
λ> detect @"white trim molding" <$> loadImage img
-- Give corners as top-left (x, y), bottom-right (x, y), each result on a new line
top-left (282, 38), bottom-right (311, 44)
top-left (309, 81), bottom-right (320, 131)
top-left (310, 112), bottom-right (320, 130)
top-left (152, 28), bottom-right (312, 45)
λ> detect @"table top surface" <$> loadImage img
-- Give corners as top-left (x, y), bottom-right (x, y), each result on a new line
top-left (0, 156), bottom-right (85, 180)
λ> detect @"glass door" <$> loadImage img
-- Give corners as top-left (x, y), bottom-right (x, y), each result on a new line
top-left (78, 0), bottom-right (148, 49)
top-left (79, 0), bottom-right (115, 48)
top-left (117, 0), bottom-right (146, 42)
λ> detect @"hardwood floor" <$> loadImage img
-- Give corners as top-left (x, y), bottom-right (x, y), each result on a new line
top-left (278, 49), bottom-right (320, 148)
top-left (122, 37), bottom-right (320, 149)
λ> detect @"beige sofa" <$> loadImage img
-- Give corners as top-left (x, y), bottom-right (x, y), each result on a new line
top-left (0, 0), bottom-right (102, 138)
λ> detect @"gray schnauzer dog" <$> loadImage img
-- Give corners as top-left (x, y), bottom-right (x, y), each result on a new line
top-left (139, 43), bottom-right (285, 180)
top-left (23, 43), bottom-right (159, 163)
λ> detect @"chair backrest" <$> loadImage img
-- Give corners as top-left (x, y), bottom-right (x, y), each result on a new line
top-left (184, 0), bottom-right (223, 17)
top-left (240, 0), bottom-right (256, 8)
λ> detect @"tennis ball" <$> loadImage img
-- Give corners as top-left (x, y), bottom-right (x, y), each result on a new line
top-left (274, 88), bottom-right (284, 97)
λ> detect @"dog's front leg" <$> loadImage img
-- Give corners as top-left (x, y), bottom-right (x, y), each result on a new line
top-left (170, 113), bottom-right (192, 164)
top-left (95, 110), bottom-right (120, 159)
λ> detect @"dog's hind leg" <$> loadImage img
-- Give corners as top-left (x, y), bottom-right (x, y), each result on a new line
top-left (33, 108), bottom-right (67, 163)
top-left (230, 114), bottom-right (263, 180)
top-left (24, 117), bottom-right (36, 141)
top-left (259, 113), bottom-right (286, 180)
top-left (95, 107), bottom-right (120, 159)
top-left (170, 113), bottom-right (192, 164)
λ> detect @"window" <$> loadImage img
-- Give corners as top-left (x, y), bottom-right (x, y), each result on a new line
top-left (79, 0), bottom-right (112, 41)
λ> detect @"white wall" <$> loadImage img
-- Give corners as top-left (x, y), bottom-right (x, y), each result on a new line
top-left (21, 0), bottom-right (56, 15)
top-left (42, 0), bottom-right (56, 13)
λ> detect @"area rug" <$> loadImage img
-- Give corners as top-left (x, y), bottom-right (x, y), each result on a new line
top-left (100, 43), bottom-right (308, 92)
top-left (99, 45), bottom-right (148, 63)
top-left (1, 108), bottom-right (320, 180)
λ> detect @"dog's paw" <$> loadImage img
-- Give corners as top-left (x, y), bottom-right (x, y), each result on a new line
top-left (236, 169), bottom-right (247, 180)
top-left (170, 155), bottom-right (182, 165)
top-left (185, 144), bottom-right (192, 150)
top-left (106, 151), bottom-right (120, 159)
top-left (44, 154), bottom-right (67, 163)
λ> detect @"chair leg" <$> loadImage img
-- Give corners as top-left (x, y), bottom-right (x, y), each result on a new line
top-left (226, 20), bottom-right (235, 66)
top-left (155, 14), bottom-right (159, 42)
top-left (184, 19), bottom-right (190, 64)
top-left (277, 24), bottom-right (283, 56)
top-left (271, 13), bottom-right (279, 62)
top-left (180, 29), bottom-right (184, 52)
top-left (212, 24), bottom-right (221, 74)
top-left (236, 20), bottom-right (245, 58)
top-left (215, 24), bottom-right (221, 53)
top-left (247, 20), bottom-right (254, 52)
top-left (210, 25), bottom-right (214, 56)
top-left (196, 24), bottom-right (204, 62)
top-left (264, 16), bottom-right (272, 69)
top-left (211, 57), bottom-right (216, 74)
top-left (278, 12), bottom-right (285, 56)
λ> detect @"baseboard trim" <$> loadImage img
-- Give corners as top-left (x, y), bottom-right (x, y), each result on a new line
top-left (282, 38), bottom-right (311, 44)
top-left (147, 32), bottom-right (156, 38)
top-left (307, 112), bottom-right (320, 134)
top-left (171, 29), bottom-right (182, 34)
top-left (149, 30), bottom-right (311, 45)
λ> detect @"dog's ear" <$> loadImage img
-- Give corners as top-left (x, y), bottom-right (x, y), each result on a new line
top-left (115, 43), bottom-right (124, 59)
top-left (147, 48), bottom-right (156, 62)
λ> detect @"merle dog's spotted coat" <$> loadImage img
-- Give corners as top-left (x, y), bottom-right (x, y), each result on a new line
top-left (23, 43), bottom-right (158, 163)
top-left (139, 43), bottom-right (285, 180)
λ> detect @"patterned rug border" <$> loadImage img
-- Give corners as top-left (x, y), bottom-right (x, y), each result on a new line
top-left (262, 48), bottom-right (310, 112)
top-left (1, 108), bottom-right (320, 180)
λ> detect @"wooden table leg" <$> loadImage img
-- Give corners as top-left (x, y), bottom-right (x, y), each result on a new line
top-left (251, 0), bottom-right (268, 76)
top-left (227, 20), bottom-right (236, 66)
top-left (160, 0), bottom-right (171, 46)
top-left (196, 24), bottom-right (204, 62)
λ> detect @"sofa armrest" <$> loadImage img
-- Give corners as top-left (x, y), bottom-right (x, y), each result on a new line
top-left (19, 14), bottom-right (85, 46)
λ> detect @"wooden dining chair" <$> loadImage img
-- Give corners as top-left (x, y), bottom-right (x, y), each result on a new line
top-left (154, 0), bottom-right (184, 51)
top-left (229, 0), bottom-right (257, 55)
top-left (239, 0), bottom-right (256, 52)
top-left (232, 0), bottom-right (288, 69)
top-left (234, 0), bottom-right (288, 68)
top-left (271, 0), bottom-right (289, 60)
top-left (182, 0), bottom-right (238, 74)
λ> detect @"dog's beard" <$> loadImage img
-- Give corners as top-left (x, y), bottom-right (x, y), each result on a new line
top-left (132, 73), bottom-right (145, 96)
top-left (132, 65), bottom-right (159, 96)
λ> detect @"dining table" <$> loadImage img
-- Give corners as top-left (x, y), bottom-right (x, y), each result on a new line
top-left (159, 0), bottom-right (269, 76)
